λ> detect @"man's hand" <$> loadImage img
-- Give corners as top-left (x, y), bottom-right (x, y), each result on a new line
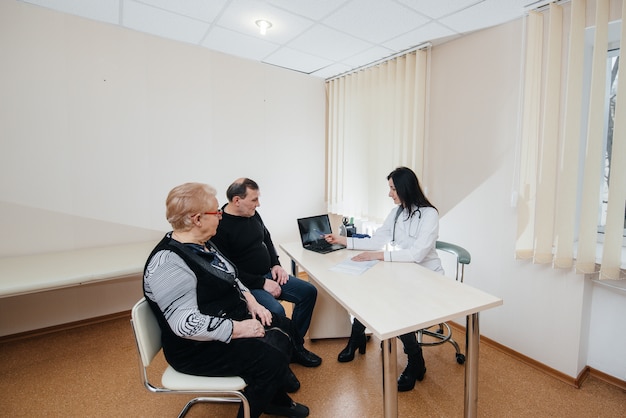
top-left (270, 265), bottom-right (290, 285)
top-left (263, 278), bottom-right (282, 298)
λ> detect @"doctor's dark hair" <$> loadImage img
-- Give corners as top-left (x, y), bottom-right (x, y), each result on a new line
top-left (226, 177), bottom-right (259, 201)
top-left (387, 167), bottom-right (437, 213)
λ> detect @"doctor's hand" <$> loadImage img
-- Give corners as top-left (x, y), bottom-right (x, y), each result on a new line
top-left (324, 234), bottom-right (347, 246)
top-left (351, 251), bottom-right (384, 262)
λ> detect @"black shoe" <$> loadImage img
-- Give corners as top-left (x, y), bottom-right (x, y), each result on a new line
top-left (291, 347), bottom-right (322, 367)
top-left (284, 368), bottom-right (300, 393)
top-left (397, 367), bottom-right (426, 392)
top-left (264, 401), bottom-right (310, 418)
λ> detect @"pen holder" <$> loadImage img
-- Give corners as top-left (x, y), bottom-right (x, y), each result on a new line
top-left (341, 217), bottom-right (356, 237)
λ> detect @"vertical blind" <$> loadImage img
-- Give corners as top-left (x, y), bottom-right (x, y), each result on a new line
top-left (516, 0), bottom-right (626, 279)
top-left (326, 50), bottom-right (429, 223)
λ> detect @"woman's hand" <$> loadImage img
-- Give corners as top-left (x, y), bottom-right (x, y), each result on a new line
top-left (351, 251), bottom-right (384, 262)
top-left (249, 301), bottom-right (273, 326)
top-left (324, 233), bottom-right (347, 246)
top-left (232, 319), bottom-right (266, 339)
top-left (243, 291), bottom-right (273, 326)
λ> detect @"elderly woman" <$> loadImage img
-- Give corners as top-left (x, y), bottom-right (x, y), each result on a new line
top-left (143, 182), bottom-right (309, 418)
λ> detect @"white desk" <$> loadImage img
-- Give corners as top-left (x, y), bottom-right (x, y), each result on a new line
top-left (280, 242), bottom-right (503, 418)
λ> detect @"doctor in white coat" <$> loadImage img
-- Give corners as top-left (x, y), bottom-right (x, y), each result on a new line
top-left (324, 166), bottom-right (443, 392)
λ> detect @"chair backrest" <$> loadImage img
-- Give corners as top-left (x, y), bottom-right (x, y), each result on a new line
top-left (436, 241), bottom-right (471, 282)
top-left (131, 298), bottom-right (163, 367)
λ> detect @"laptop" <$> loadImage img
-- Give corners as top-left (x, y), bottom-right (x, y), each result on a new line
top-left (297, 214), bottom-right (346, 254)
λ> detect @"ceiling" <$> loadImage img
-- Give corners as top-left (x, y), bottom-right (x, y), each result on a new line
top-left (19, 0), bottom-right (547, 79)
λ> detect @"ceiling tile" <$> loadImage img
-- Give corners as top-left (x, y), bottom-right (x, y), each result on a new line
top-left (19, 0), bottom-right (531, 79)
top-left (288, 25), bottom-right (373, 62)
top-left (341, 45), bottom-right (396, 68)
top-left (202, 26), bottom-right (279, 62)
top-left (310, 62), bottom-right (354, 79)
top-left (215, 0), bottom-right (314, 44)
top-left (21, 0), bottom-right (120, 24)
top-left (263, 47), bottom-right (333, 74)
top-left (129, 0), bottom-right (228, 23)
top-left (439, 0), bottom-right (526, 34)
top-left (383, 21), bottom-right (458, 51)
top-left (266, 0), bottom-right (350, 21)
top-left (323, 0), bottom-right (430, 44)
top-left (397, 0), bottom-right (482, 19)
top-left (123, 0), bottom-right (209, 44)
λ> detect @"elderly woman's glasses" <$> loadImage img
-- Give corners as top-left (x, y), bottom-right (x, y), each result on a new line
top-left (202, 209), bottom-right (223, 217)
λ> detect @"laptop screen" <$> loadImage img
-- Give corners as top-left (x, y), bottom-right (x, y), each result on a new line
top-left (297, 215), bottom-right (333, 246)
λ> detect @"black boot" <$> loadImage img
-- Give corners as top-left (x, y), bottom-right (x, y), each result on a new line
top-left (338, 319), bottom-right (367, 362)
top-left (284, 367), bottom-right (300, 393)
top-left (397, 350), bottom-right (426, 392)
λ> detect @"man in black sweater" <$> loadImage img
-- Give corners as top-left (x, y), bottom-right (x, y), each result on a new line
top-left (212, 178), bottom-right (321, 368)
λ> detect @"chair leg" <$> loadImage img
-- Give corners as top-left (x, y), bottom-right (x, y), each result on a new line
top-left (177, 395), bottom-right (250, 418)
top-left (418, 323), bottom-right (466, 364)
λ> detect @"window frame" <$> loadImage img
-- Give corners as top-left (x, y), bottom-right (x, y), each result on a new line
top-left (580, 21), bottom-right (626, 247)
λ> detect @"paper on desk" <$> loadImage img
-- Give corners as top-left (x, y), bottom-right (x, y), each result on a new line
top-left (330, 258), bottom-right (378, 275)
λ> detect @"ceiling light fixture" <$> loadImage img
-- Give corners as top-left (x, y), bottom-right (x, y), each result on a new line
top-left (255, 19), bottom-right (272, 35)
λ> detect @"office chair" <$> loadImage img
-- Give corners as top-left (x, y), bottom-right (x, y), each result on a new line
top-left (417, 241), bottom-right (471, 365)
top-left (130, 298), bottom-right (250, 418)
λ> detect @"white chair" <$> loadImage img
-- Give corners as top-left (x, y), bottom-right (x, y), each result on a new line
top-left (130, 298), bottom-right (250, 418)
top-left (416, 241), bottom-right (472, 365)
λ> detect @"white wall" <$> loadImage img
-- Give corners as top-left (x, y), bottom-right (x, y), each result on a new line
top-left (587, 282), bottom-right (626, 380)
top-left (427, 17), bottom-right (625, 381)
top-left (0, 1), bottom-right (326, 334)
top-left (0, 2), bottom-right (326, 253)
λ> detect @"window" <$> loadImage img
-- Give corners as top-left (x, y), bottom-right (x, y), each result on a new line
top-left (516, 5), bottom-right (625, 277)
top-left (599, 48), bottom-right (626, 240)
top-left (587, 21), bottom-right (626, 245)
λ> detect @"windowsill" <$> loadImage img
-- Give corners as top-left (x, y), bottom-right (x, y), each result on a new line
top-left (591, 276), bottom-right (626, 294)
top-left (571, 240), bottom-right (626, 268)
top-left (593, 240), bottom-right (626, 270)
top-left (587, 241), bottom-right (626, 293)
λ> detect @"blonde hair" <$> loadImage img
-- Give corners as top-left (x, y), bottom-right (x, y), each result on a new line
top-left (166, 183), bottom-right (216, 230)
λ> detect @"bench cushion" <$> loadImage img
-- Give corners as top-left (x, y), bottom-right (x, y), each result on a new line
top-left (0, 241), bottom-right (155, 298)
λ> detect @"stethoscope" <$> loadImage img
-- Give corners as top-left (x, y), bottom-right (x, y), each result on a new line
top-left (391, 206), bottom-right (422, 246)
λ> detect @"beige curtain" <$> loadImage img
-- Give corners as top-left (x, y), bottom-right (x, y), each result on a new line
top-left (516, 0), bottom-right (626, 279)
top-left (326, 49), bottom-right (428, 223)
top-left (577, 0), bottom-right (610, 273)
top-left (601, 0), bottom-right (626, 278)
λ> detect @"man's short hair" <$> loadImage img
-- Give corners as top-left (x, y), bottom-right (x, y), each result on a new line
top-left (226, 178), bottom-right (259, 201)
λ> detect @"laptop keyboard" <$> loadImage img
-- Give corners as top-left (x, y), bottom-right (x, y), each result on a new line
top-left (308, 241), bottom-right (331, 251)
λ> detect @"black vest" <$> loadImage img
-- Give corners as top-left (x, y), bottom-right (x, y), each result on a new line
top-left (143, 234), bottom-right (251, 357)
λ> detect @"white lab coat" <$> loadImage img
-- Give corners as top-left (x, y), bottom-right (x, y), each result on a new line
top-left (346, 205), bottom-right (443, 273)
